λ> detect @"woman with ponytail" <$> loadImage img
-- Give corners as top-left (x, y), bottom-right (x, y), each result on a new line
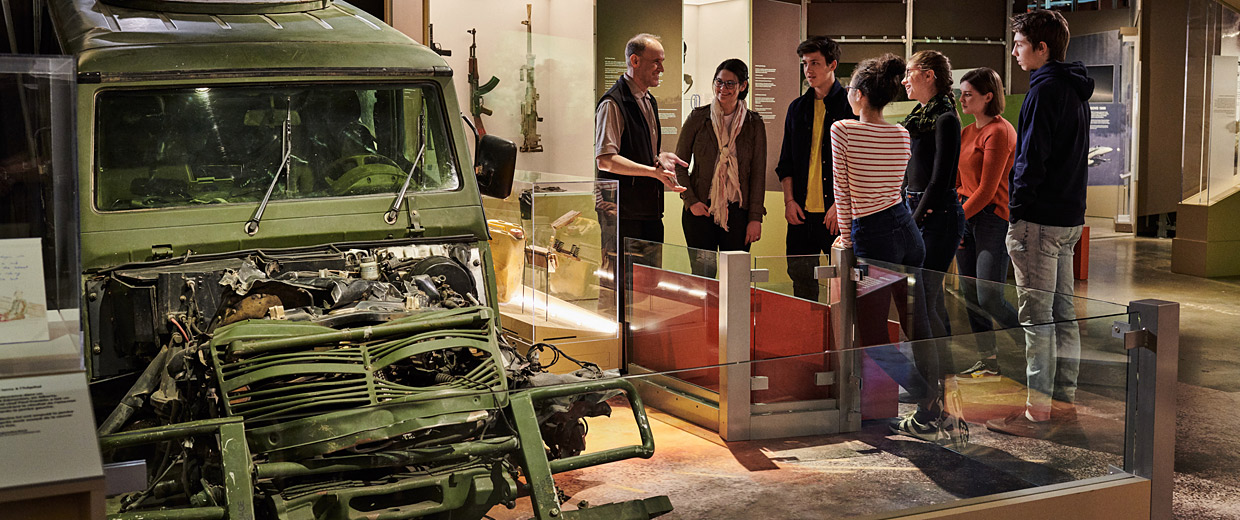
top-left (902, 50), bottom-right (965, 340)
top-left (675, 58), bottom-right (767, 276)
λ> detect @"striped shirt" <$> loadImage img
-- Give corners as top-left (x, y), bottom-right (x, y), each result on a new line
top-left (830, 120), bottom-right (911, 247)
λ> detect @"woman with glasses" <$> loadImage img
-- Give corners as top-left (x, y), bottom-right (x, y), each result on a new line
top-left (832, 54), bottom-right (964, 443)
top-left (955, 67), bottom-right (1020, 379)
top-left (675, 58), bottom-right (766, 276)
top-left (901, 50), bottom-right (964, 344)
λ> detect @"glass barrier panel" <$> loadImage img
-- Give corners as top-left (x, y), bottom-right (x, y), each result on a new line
top-left (453, 311), bottom-right (1134, 519)
top-left (858, 258), bottom-right (1133, 336)
top-left (752, 253), bottom-right (835, 304)
top-left (750, 255), bottom-right (835, 405)
top-left (625, 239), bottom-right (720, 394)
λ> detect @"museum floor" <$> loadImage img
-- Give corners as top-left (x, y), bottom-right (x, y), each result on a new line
top-left (486, 217), bottom-right (1240, 519)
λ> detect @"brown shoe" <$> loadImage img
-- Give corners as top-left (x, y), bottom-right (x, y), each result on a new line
top-left (985, 411), bottom-right (1051, 438)
top-left (1051, 401), bottom-right (1078, 423)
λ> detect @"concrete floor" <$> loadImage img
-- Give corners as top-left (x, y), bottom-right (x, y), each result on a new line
top-left (488, 219), bottom-right (1240, 519)
top-left (1075, 222), bottom-right (1240, 519)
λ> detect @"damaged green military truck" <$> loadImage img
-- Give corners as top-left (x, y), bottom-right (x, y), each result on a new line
top-left (48, 0), bottom-right (671, 518)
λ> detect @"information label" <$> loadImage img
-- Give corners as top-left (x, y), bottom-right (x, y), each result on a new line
top-left (0, 372), bottom-right (103, 489)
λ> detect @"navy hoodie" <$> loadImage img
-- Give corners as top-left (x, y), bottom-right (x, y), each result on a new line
top-left (1010, 60), bottom-right (1095, 226)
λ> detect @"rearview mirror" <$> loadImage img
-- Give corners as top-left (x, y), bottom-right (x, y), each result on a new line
top-left (475, 134), bottom-right (516, 199)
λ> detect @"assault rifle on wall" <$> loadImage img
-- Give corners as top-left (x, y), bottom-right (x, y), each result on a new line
top-left (467, 28), bottom-right (499, 136)
top-left (428, 23), bottom-right (450, 56)
top-left (519, 3), bottom-right (543, 152)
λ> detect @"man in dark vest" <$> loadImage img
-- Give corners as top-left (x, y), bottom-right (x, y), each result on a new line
top-left (594, 33), bottom-right (687, 336)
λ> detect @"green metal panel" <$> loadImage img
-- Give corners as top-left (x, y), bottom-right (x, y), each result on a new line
top-left (49, 0), bottom-right (430, 74)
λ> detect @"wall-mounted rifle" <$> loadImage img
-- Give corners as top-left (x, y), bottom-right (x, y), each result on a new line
top-left (519, 3), bottom-right (543, 152)
top-left (467, 28), bottom-right (499, 136)
top-left (428, 23), bottom-right (450, 56)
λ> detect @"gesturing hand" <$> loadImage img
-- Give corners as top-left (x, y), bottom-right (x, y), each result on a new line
top-left (657, 152), bottom-right (689, 172)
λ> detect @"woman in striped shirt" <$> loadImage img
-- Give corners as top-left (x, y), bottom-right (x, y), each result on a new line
top-left (832, 54), bottom-right (966, 444)
top-left (830, 54), bottom-right (923, 267)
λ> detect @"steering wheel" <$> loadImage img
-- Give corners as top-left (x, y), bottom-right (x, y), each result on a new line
top-left (325, 154), bottom-right (406, 196)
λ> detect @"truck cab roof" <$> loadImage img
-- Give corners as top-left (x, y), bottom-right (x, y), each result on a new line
top-left (50, 0), bottom-right (448, 79)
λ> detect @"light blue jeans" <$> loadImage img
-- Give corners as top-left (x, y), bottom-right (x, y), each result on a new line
top-left (1006, 220), bottom-right (1082, 421)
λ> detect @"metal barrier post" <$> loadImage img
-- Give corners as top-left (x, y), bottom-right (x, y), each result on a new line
top-left (830, 246), bottom-right (862, 432)
top-left (1123, 299), bottom-right (1178, 520)
top-left (718, 250), bottom-right (751, 441)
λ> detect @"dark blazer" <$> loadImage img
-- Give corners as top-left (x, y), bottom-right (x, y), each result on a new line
top-left (674, 105), bottom-right (767, 222)
top-left (774, 80), bottom-right (856, 211)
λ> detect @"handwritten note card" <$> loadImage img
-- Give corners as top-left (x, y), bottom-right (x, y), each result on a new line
top-left (0, 238), bottom-right (50, 344)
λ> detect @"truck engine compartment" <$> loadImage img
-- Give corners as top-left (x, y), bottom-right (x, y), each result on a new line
top-left (83, 239), bottom-right (634, 517)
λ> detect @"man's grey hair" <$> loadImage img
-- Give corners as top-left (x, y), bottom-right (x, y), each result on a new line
top-left (625, 33), bottom-right (662, 60)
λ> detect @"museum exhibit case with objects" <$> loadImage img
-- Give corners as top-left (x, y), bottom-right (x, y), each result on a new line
top-left (1173, 0), bottom-right (1240, 277)
top-left (483, 172), bottom-right (622, 373)
top-left (0, 0), bottom-right (1188, 518)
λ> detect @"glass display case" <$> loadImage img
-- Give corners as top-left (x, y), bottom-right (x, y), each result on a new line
top-left (1183, 0), bottom-right (1240, 206)
top-left (483, 171), bottom-right (620, 371)
top-left (588, 242), bottom-right (1175, 518)
top-left (0, 55), bottom-right (105, 510)
top-left (0, 55), bottom-right (82, 379)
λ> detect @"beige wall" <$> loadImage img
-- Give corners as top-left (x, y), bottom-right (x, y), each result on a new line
top-left (1087, 185), bottom-right (1121, 219)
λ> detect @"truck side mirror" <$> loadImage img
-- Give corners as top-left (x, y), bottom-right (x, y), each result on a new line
top-left (475, 134), bottom-right (516, 199)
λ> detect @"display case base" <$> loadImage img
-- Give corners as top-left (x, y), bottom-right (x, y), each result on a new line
top-left (499, 291), bottom-right (620, 374)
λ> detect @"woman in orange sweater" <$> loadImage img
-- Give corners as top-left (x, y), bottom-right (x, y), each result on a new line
top-left (955, 67), bottom-right (1021, 379)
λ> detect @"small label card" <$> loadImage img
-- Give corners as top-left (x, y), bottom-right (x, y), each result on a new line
top-left (0, 238), bottom-right (50, 344)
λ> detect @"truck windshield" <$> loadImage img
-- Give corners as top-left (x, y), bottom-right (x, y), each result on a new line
top-left (94, 83), bottom-right (459, 211)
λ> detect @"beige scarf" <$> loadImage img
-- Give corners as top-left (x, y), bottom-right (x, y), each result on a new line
top-left (708, 98), bottom-right (746, 230)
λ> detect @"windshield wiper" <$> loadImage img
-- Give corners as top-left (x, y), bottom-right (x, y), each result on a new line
top-left (244, 105), bottom-right (293, 236)
top-left (383, 141), bottom-right (427, 225)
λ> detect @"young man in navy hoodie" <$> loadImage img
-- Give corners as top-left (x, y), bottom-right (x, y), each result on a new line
top-left (986, 9), bottom-right (1094, 438)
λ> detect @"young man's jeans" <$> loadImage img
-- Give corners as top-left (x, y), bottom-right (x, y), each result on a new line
top-left (956, 206), bottom-right (1021, 358)
top-left (1006, 219), bottom-right (1082, 421)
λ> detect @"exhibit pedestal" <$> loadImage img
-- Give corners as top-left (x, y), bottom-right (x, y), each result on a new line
top-left (1172, 188), bottom-right (1240, 277)
top-left (0, 476), bottom-right (105, 520)
top-left (499, 288), bottom-right (621, 373)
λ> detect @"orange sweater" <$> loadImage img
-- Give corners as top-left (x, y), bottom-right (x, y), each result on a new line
top-left (957, 116), bottom-right (1016, 221)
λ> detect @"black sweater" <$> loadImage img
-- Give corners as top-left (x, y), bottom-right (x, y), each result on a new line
top-left (774, 81), bottom-right (857, 211)
top-left (905, 111), bottom-right (961, 221)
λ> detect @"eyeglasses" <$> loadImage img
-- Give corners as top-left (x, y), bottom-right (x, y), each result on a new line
top-left (713, 79), bottom-right (740, 90)
top-left (905, 67), bottom-right (931, 79)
